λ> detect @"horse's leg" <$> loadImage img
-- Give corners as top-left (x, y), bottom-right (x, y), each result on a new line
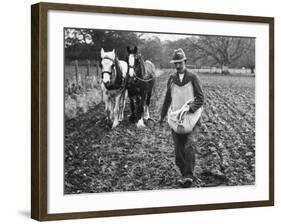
top-left (109, 96), bottom-right (114, 123)
top-left (101, 84), bottom-right (108, 111)
top-left (136, 94), bottom-right (145, 128)
top-left (144, 88), bottom-right (152, 120)
top-left (119, 90), bottom-right (127, 121)
top-left (102, 90), bottom-right (110, 121)
top-left (118, 91), bottom-right (123, 122)
top-left (129, 97), bottom-right (136, 122)
top-left (112, 94), bottom-right (121, 128)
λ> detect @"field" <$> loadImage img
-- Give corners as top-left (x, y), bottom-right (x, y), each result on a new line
top-left (64, 69), bottom-right (255, 194)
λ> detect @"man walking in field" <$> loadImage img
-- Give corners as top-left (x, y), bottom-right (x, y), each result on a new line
top-left (159, 48), bottom-right (204, 188)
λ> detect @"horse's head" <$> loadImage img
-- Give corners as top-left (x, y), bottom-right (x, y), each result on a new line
top-left (100, 48), bottom-right (117, 87)
top-left (126, 46), bottom-right (141, 82)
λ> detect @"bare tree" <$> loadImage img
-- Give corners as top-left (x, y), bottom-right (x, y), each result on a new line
top-left (188, 36), bottom-right (249, 74)
top-left (244, 39), bottom-right (255, 74)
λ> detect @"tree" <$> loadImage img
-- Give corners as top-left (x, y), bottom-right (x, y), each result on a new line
top-left (188, 36), bottom-right (249, 74)
top-left (239, 38), bottom-right (255, 74)
top-left (64, 28), bottom-right (142, 61)
top-left (138, 36), bottom-right (163, 68)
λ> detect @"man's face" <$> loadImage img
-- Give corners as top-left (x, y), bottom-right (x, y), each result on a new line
top-left (174, 61), bottom-right (185, 73)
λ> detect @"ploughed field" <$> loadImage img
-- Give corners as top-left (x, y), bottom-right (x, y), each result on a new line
top-left (64, 69), bottom-right (255, 194)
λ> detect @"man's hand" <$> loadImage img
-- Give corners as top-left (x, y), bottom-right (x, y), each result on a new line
top-left (184, 104), bottom-right (190, 112)
top-left (158, 117), bottom-right (164, 126)
top-left (177, 105), bottom-right (190, 121)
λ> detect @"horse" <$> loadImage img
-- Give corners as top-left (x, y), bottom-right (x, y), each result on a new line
top-left (100, 48), bottom-right (128, 128)
top-left (126, 46), bottom-right (156, 128)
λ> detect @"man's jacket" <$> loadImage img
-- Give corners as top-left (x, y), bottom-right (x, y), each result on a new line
top-left (160, 69), bottom-right (204, 120)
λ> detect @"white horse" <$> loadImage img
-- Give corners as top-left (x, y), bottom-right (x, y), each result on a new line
top-left (100, 48), bottom-right (128, 128)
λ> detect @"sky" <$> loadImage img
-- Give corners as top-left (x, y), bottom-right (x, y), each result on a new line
top-left (140, 32), bottom-right (192, 41)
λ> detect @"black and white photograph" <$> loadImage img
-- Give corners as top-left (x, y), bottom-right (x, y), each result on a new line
top-left (64, 28), bottom-right (255, 194)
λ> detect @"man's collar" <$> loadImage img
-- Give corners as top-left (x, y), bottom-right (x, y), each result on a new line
top-left (175, 69), bottom-right (187, 78)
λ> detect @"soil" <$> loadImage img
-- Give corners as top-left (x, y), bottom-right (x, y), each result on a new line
top-left (64, 70), bottom-right (255, 194)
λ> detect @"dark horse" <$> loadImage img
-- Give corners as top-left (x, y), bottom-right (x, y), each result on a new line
top-left (126, 46), bottom-right (155, 128)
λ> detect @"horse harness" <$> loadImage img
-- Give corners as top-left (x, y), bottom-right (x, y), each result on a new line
top-left (128, 55), bottom-right (154, 83)
top-left (130, 72), bottom-right (154, 82)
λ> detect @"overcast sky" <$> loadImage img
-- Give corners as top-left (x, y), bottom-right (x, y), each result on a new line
top-left (140, 32), bottom-right (192, 41)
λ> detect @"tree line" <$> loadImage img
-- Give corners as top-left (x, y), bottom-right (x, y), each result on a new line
top-left (65, 28), bottom-right (255, 74)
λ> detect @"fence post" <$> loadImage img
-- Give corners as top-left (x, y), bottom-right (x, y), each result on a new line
top-left (96, 62), bottom-right (99, 81)
top-left (74, 60), bottom-right (79, 92)
top-left (87, 59), bottom-right (90, 77)
top-left (85, 59), bottom-right (90, 90)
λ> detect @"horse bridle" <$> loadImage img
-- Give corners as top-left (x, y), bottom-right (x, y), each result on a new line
top-left (128, 54), bottom-right (136, 72)
top-left (101, 56), bottom-right (116, 77)
top-left (101, 56), bottom-right (127, 92)
top-left (128, 55), bottom-right (154, 82)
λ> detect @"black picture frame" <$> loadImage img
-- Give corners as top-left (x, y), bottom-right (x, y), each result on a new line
top-left (31, 2), bottom-right (274, 221)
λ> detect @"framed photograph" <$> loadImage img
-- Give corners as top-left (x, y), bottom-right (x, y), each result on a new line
top-left (31, 2), bottom-right (274, 221)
